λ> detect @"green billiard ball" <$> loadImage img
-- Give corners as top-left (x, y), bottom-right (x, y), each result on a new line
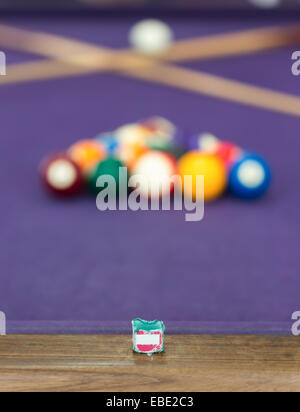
top-left (88, 157), bottom-right (127, 195)
top-left (147, 140), bottom-right (186, 159)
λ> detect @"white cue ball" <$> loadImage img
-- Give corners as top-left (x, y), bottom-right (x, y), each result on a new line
top-left (129, 19), bottom-right (174, 55)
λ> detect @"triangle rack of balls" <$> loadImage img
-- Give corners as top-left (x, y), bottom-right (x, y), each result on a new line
top-left (40, 117), bottom-right (272, 201)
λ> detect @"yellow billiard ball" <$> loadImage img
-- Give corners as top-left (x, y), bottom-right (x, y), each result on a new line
top-left (178, 151), bottom-right (227, 201)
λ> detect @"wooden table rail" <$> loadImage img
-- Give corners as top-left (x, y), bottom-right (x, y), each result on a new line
top-left (0, 335), bottom-right (299, 392)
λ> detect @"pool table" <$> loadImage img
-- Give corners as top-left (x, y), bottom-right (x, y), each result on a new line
top-left (0, 5), bottom-right (300, 339)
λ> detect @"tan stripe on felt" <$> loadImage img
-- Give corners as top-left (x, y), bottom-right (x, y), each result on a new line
top-left (1, 23), bottom-right (300, 118)
top-left (0, 23), bottom-right (155, 70)
top-left (126, 63), bottom-right (300, 118)
top-left (0, 60), bottom-right (103, 86)
top-left (0, 24), bottom-right (112, 58)
top-left (2, 57), bottom-right (300, 119)
top-left (160, 24), bottom-right (300, 62)
top-left (1, 22), bottom-right (300, 65)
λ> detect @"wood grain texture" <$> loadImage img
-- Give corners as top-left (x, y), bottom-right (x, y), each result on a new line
top-left (0, 335), bottom-right (300, 392)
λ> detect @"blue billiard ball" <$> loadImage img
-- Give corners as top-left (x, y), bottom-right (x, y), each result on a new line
top-left (95, 133), bottom-right (118, 155)
top-left (229, 153), bottom-right (272, 199)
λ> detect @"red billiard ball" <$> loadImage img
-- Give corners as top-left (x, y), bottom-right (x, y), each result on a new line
top-left (215, 141), bottom-right (242, 169)
top-left (40, 152), bottom-right (84, 196)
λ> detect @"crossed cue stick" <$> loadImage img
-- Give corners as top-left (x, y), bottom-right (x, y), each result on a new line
top-left (1, 23), bottom-right (300, 117)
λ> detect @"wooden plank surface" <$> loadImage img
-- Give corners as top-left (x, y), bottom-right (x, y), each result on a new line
top-left (0, 335), bottom-right (299, 392)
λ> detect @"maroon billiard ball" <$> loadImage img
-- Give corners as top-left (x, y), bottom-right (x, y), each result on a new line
top-left (40, 152), bottom-right (84, 196)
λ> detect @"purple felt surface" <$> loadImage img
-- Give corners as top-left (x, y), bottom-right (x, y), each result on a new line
top-left (0, 14), bottom-right (300, 334)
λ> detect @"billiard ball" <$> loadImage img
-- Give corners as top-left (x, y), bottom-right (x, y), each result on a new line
top-left (115, 123), bottom-right (150, 145)
top-left (129, 19), bottom-right (174, 55)
top-left (88, 157), bottom-right (126, 195)
top-left (131, 150), bottom-right (177, 199)
top-left (178, 151), bottom-right (227, 201)
top-left (115, 124), bottom-right (148, 168)
top-left (188, 134), bottom-right (242, 168)
top-left (215, 141), bottom-right (243, 169)
top-left (188, 133), bottom-right (220, 152)
top-left (95, 132), bottom-right (119, 155)
top-left (40, 152), bottom-right (84, 196)
top-left (228, 153), bottom-right (272, 199)
top-left (141, 117), bottom-right (185, 157)
top-left (146, 139), bottom-right (186, 159)
top-left (140, 116), bottom-right (176, 144)
top-left (68, 139), bottom-right (106, 173)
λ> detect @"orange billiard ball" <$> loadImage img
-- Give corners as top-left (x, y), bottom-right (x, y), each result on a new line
top-left (68, 140), bottom-right (106, 173)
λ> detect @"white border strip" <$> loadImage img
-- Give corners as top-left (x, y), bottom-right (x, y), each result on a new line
top-left (0, 52), bottom-right (6, 75)
top-left (0, 312), bottom-right (6, 335)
